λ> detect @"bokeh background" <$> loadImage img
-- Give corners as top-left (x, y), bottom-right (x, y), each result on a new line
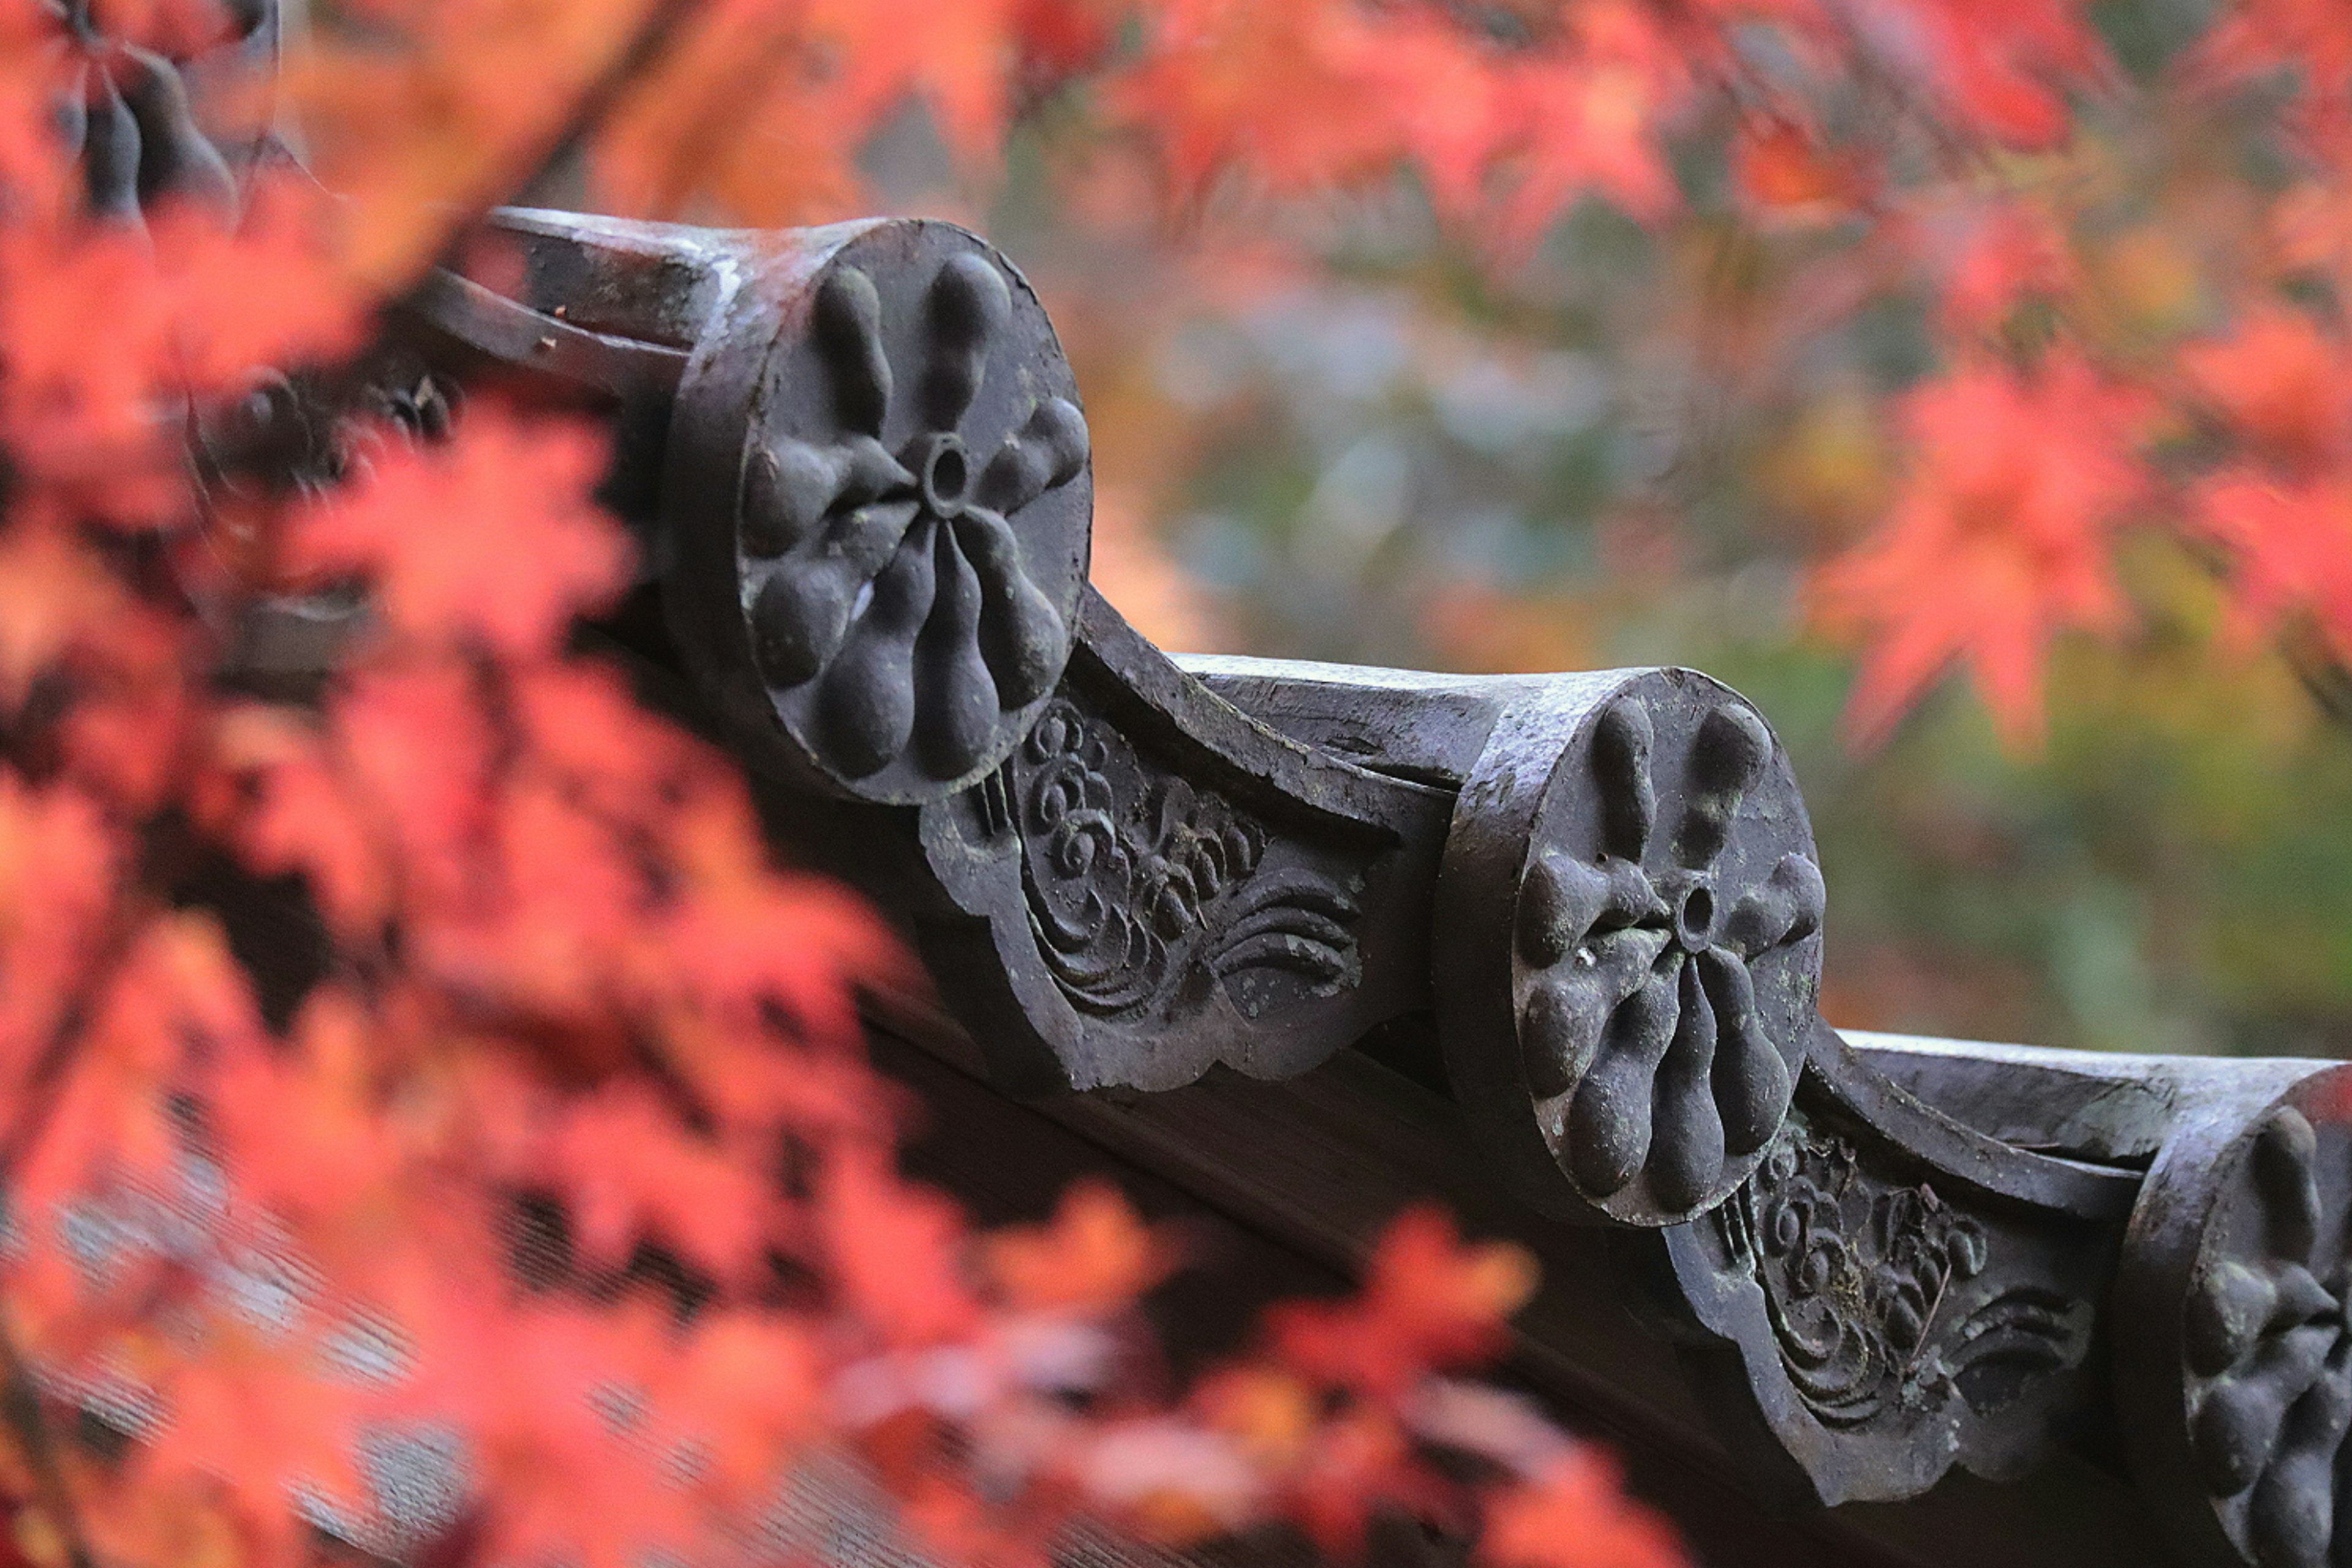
top-left (821, 0), bottom-right (2352, 1063)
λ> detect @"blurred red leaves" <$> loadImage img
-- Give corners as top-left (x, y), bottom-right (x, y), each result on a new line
top-left (1895, 0), bottom-right (2108, 149)
top-left (2187, 307), bottom-right (2352, 477)
top-left (0, 182), bottom-right (363, 503)
top-left (10, 0), bottom-right (2352, 1561)
top-left (0, 777), bottom-right (116, 1106)
top-left (1931, 197), bottom-right (2080, 337)
top-left (1268, 1207), bottom-right (1537, 1400)
top-left (1482, 1450), bottom-right (1687, 1568)
top-left (1112, 0), bottom-right (1688, 247)
top-left (284, 407), bottom-right (631, 657)
top-left (986, 1177), bottom-right (1178, 1313)
top-left (1814, 353), bottom-right (2150, 748)
top-left (822, 1149), bottom-right (987, 1351)
top-left (2195, 478), bottom-right (2352, 666)
top-left (1733, 120), bottom-right (1874, 224)
top-left (2179, 306), bottom-right (2352, 674)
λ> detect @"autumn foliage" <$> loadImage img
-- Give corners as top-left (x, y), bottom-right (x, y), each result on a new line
top-left (0, 2), bottom-right (1719, 1567)
top-left (4, 0), bottom-right (2352, 1562)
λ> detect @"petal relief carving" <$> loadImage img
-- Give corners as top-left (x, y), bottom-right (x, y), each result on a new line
top-left (2176, 1108), bottom-right (2352, 1568)
top-left (734, 238), bottom-right (1091, 801)
top-left (63, 4), bottom-right (271, 228)
top-left (1513, 682), bottom-right (1825, 1224)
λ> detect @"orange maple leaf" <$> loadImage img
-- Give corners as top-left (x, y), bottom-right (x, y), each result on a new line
top-left (660, 1312), bottom-right (823, 1502)
top-left (415, 775), bottom-right (644, 1030)
top-left (13, 914), bottom-right (260, 1220)
top-left (821, 1148), bottom-right (982, 1348)
top-left (1267, 1206), bottom-right (1537, 1399)
top-left (654, 779), bottom-right (896, 1049)
top-left (807, 0), bottom-right (1024, 159)
top-left (206, 986), bottom-right (401, 1226)
top-left (0, 777), bottom-right (119, 1099)
top-left (0, 522), bottom-right (124, 703)
top-left (1111, 0), bottom-right (1408, 200)
top-left (543, 1081), bottom-right (779, 1279)
top-left (1284, 1406), bottom-right (1436, 1558)
top-left (1480, 1450), bottom-right (1684, 1568)
top-left (330, 658), bottom-right (497, 913)
top-left (1489, 6), bottom-right (1686, 250)
top-left (590, 0), bottom-right (859, 225)
top-left (986, 1178), bottom-right (1176, 1314)
top-left (273, 0), bottom-right (659, 289)
top-left (1732, 119), bottom-right (1874, 225)
top-left (151, 177), bottom-right (369, 394)
top-left (204, 705), bottom-right (393, 940)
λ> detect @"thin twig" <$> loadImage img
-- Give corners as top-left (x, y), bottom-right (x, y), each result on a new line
top-left (0, 1320), bottom-right (93, 1568)
top-left (385, 0), bottom-right (717, 322)
top-left (0, 891), bottom-right (148, 1188)
top-left (527, 0), bottom-right (717, 194)
top-left (2285, 624), bottom-right (2352, 732)
top-left (0, 659), bottom-right (219, 1187)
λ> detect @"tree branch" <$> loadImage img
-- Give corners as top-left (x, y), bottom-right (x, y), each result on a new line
top-left (2285, 623), bottom-right (2352, 733)
top-left (499, 0), bottom-right (717, 225)
top-left (0, 1322), bottom-right (93, 1568)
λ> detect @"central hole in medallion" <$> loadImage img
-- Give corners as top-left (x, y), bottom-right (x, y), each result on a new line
top-left (927, 442), bottom-right (968, 507)
top-left (1677, 884), bottom-right (1715, 949)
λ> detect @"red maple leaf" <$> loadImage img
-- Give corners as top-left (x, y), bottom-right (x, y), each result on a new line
top-left (1110, 0), bottom-right (1411, 201)
top-left (152, 176), bottom-right (369, 394)
top-left (1480, 1449), bottom-right (1685, 1568)
top-left (542, 1081), bottom-right (780, 1279)
top-left (2191, 0), bottom-right (2352, 131)
top-left (205, 705), bottom-right (393, 940)
top-left (1812, 352), bottom-right (2148, 748)
top-left (1849, 0), bottom-right (2109, 150)
top-left (1267, 1206), bottom-right (1537, 1400)
top-left (0, 778), bottom-right (119, 1100)
top-left (13, 915), bottom-right (259, 1221)
top-left (284, 404), bottom-right (631, 657)
top-left (807, 0), bottom-right (1025, 158)
top-left (821, 1148), bottom-right (982, 1349)
top-left (986, 1178), bottom-right (1177, 1314)
top-left (1732, 119), bottom-right (1875, 225)
top-left (1490, 34), bottom-right (1683, 252)
top-left (2195, 475), bottom-right (2352, 666)
top-left (2185, 305), bottom-right (2352, 476)
top-left (0, 523), bottom-right (132, 706)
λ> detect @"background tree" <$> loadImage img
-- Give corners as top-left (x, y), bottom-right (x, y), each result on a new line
top-left (0, 1), bottom-right (1703, 1566)
top-left (3, 0), bottom-right (2350, 1564)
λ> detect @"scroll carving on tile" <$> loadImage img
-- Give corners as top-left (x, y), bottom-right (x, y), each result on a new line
top-left (908, 598), bottom-right (1452, 1096)
top-left (1635, 1104), bottom-right (2104, 1509)
top-left (1719, 1124), bottom-right (2088, 1434)
top-left (1011, 696), bottom-right (1362, 1023)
